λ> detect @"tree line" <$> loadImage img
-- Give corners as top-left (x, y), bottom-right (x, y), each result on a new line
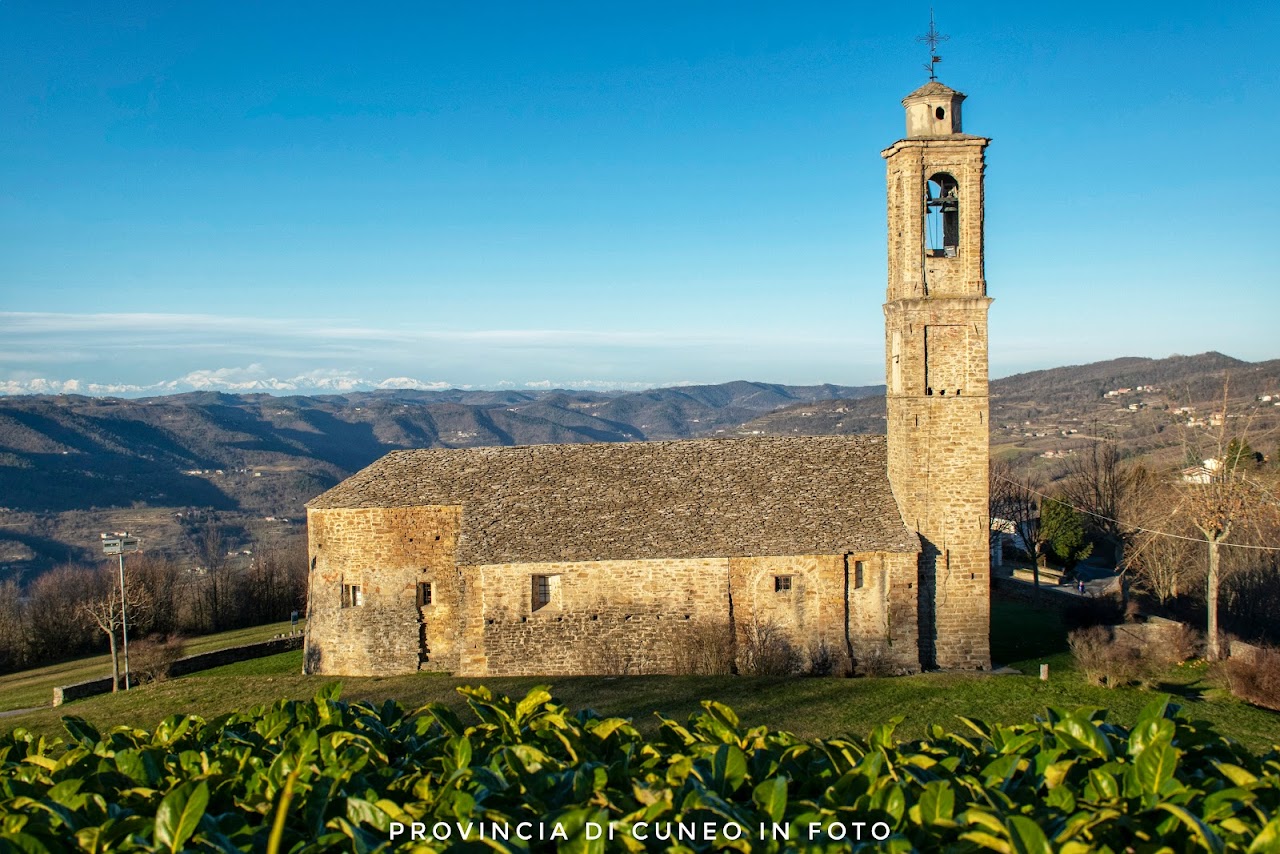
top-left (0, 533), bottom-right (307, 676)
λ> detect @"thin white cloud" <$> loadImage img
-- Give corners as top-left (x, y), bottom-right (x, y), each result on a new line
top-left (0, 312), bottom-right (842, 349)
top-left (0, 312), bottom-right (865, 395)
top-left (0, 368), bottom-right (456, 397)
top-left (0, 369), bottom-right (699, 397)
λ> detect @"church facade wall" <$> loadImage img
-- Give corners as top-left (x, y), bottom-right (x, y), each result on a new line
top-left (304, 505), bottom-right (462, 676)
top-left (303, 512), bottom-right (919, 677)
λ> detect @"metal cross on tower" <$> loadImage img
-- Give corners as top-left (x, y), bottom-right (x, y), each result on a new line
top-left (916, 9), bottom-right (949, 80)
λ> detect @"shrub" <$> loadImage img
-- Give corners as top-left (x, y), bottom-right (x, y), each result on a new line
top-left (856, 641), bottom-right (899, 677)
top-left (672, 619), bottom-right (734, 675)
top-left (128, 634), bottom-right (186, 684)
top-left (738, 619), bottom-right (802, 676)
top-left (1068, 625), bottom-right (1111, 686)
top-left (1068, 626), bottom-right (1150, 689)
top-left (1224, 645), bottom-right (1280, 711)
top-left (806, 640), bottom-right (839, 676)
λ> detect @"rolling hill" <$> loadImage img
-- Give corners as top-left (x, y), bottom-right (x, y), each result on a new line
top-left (1, 354), bottom-right (1276, 578)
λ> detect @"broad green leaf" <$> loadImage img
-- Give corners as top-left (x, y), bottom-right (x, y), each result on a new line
top-left (60, 717), bottom-right (100, 748)
top-left (1155, 803), bottom-right (1225, 854)
top-left (446, 735), bottom-right (472, 771)
top-left (154, 781), bottom-right (210, 854)
top-left (1043, 759), bottom-right (1074, 789)
top-left (701, 700), bottom-right (740, 731)
top-left (345, 797), bottom-right (391, 832)
top-left (1045, 784), bottom-right (1075, 813)
top-left (420, 702), bottom-right (465, 737)
top-left (710, 743), bottom-right (747, 794)
top-left (958, 716), bottom-right (992, 741)
top-left (1214, 762), bottom-right (1258, 787)
top-left (751, 776), bottom-right (788, 823)
top-left (1247, 817), bottom-right (1280, 854)
top-left (1134, 694), bottom-right (1172, 730)
top-left (1129, 717), bottom-right (1175, 758)
top-left (870, 717), bottom-right (903, 749)
top-left (1005, 816), bottom-right (1052, 854)
top-left (316, 682), bottom-right (343, 701)
top-left (1135, 742), bottom-right (1178, 795)
top-left (587, 717), bottom-right (632, 741)
top-left (916, 780), bottom-right (956, 825)
top-left (1056, 714), bottom-right (1114, 761)
top-left (1087, 768), bottom-right (1119, 801)
top-left (958, 830), bottom-right (1013, 853)
top-left (0, 832), bottom-right (58, 854)
top-left (515, 686), bottom-right (553, 724)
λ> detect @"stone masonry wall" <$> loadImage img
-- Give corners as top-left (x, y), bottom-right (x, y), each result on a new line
top-left (459, 557), bottom-right (729, 676)
top-left (455, 552), bottom-right (916, 677)
top-left (884, 131), bottom-right (992, 671)
top-left (888, 393), bottom-right (991, 670)
top-left (305, 506), bottom-right (462, 676)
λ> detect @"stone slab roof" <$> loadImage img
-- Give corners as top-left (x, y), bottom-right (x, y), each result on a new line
top-left (903, 81), bottom-right (965, 101)
top-left (308, 436), bottom-right (918, 564)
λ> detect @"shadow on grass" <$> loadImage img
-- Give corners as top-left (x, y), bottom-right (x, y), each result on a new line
top-left (1154, 681), bottom-right (1207, 702)
top-left (990, 595), bottom-right (1070, 671)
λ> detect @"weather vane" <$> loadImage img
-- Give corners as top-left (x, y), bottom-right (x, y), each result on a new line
top-left (916, 8), bottom-right (949, 81)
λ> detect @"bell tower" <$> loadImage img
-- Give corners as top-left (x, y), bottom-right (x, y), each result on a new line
top-left (883, 80), bottom-right (992, 669)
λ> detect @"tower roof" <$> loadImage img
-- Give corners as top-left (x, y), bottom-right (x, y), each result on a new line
top-left (902, 81), bottom-right (966, 104)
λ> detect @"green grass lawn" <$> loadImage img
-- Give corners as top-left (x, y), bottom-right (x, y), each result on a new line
top-left (0, 620), bottom-right (301, 713)
top-left (4, 600), bottom-right (1276, 753)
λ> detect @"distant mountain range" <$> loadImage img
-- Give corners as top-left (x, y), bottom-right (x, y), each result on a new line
top-left (1, 353), bottom-right (1276, 576)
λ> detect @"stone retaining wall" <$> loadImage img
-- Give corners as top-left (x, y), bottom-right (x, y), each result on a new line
top-left (53, 635), bottom-right (303, 707)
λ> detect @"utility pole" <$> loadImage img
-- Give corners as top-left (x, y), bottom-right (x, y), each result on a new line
top-left (101, 532), bottom-right (140, 689)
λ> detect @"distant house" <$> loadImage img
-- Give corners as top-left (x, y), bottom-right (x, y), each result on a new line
top-left (990, 517), bottom-right (1033, 567)
top-left (1181, 458), bottom-right (1223, 484)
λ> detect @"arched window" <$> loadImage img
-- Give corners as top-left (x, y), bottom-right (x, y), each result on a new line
top-left (925, 173), bottom-right (959, 257)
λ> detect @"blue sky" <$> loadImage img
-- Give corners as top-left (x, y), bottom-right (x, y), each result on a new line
top-left (1, 2), bottom-right (1276, 395)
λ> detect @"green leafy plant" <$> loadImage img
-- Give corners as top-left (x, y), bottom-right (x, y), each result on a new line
top-left (1, 686), bottom-right (1277, 851)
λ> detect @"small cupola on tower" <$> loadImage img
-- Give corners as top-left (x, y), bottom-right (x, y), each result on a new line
top-left (902, 81), bottom-right (965, 137)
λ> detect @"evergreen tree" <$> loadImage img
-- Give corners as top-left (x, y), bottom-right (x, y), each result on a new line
top-left (1224, 437), bottom-right (1256, 472)
top-left (1039, 497), bottom-right (1093, 569)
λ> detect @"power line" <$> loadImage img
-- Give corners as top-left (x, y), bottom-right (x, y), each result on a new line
top-left (992, 473), bottom-right (1280, 553)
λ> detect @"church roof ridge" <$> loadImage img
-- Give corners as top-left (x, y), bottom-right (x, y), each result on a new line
top-left (308, 435), bottom-right (919, 562)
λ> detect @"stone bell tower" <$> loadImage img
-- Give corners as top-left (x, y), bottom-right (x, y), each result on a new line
top-left (883, 80), bottom-right (992, 670)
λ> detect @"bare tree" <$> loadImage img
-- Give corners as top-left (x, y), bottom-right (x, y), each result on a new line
top-left (0, 580), bottom-right (29, 672)
top-left (1125, 478), bottom-right (1200, 605)
top-left (130, 553), bottom-right (185, 636)
top-left (244, 542), bottom-right (308, 626)
top-left (81, 565), bottom-right (153, 690)
top-left (26, 564), bottom-right (99, 662)
top-left (1173, 383), bottom-right (1279, 659)
top-left (990, 459), bottom-right (1044, 591)
top-left (186, 514), bottom-right (229, 632)
top-left (1060, 433), bottom-right (1143, 567)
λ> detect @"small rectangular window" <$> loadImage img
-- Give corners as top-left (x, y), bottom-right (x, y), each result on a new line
top-left (854, 561), bottom-right (865, 589)
top-left (417, 582), bottom-right (433, 607)
top-left (531, 574), bottom-right (560, 611)
top-left (342, 583), bottom-right (362, 608)
top-left (529, 578), bottom-right (550, 612)
top-left (774, 575), bottom-right (792, 592)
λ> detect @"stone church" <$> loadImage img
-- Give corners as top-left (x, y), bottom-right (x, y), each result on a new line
top-left (303, 80), bottom-right (992, 677)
